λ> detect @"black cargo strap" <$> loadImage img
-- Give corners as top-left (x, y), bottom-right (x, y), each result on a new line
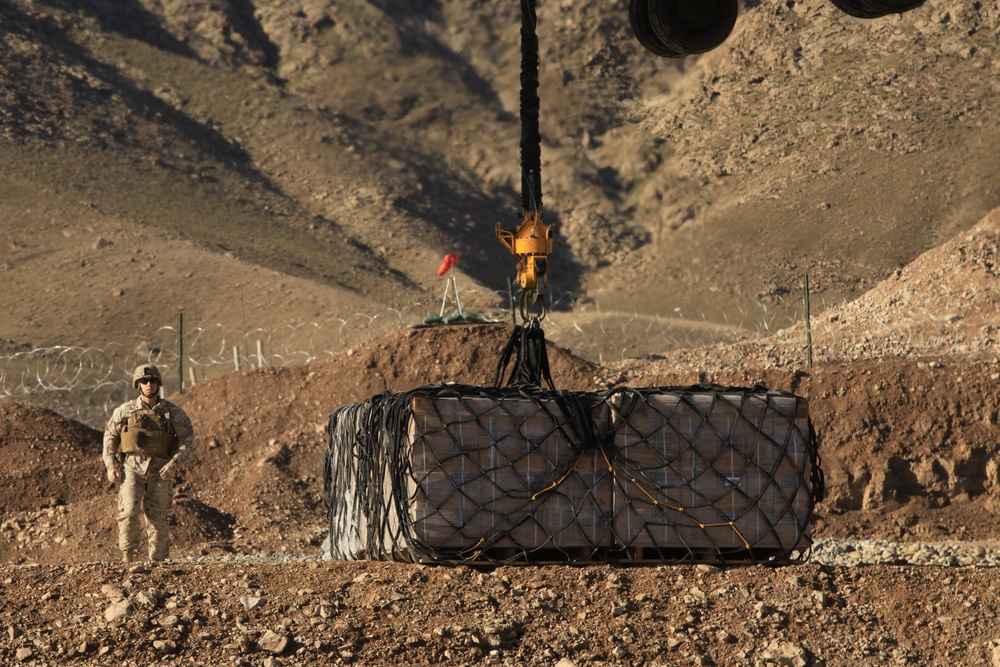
top-left (494, 317), bottom-right (554, 390)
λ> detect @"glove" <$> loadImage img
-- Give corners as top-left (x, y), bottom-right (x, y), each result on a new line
top-left (159, 461), bottom-right (177, 480)
top-left (107, 467), bottom-right (123, 484)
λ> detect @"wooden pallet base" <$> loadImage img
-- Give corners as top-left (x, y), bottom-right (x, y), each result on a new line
top-left (406, 544), bottom-right (804, 566)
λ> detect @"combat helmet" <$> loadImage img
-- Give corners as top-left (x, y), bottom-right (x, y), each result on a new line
top-left (132, 364), bottom-right (162, 389)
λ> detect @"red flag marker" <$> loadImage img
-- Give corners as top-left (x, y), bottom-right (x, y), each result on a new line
top-left (437, 252), bottom-right (458, 276)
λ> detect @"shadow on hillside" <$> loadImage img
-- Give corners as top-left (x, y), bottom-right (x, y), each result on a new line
top-left (384, 0), bottom-right (516, 125)
top-left (39, 0), bottom-right (279, 69)
top-left (38, 0), bottom-right (198, 59)
top-left (14, 0), bottom-right (585, 302)
top-left (10, 2), bottom-right (274, 184)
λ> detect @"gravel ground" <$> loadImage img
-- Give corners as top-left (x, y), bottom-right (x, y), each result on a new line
top-left (141, 539), bottom-right (1000, 568)
top-left (3, 549), bottom-right (1000, 667)
top-left (809, 539), bottom-right (1000, 568)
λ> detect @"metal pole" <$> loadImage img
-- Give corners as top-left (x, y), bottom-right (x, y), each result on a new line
top-left (439, 278), bottom-right (450, 318)
top-left (178, 311), bottom-right (184, 394)
top-left (803, 274), bottom-right (813, 368)
top-left (452, 276), bottom-right (464, 317)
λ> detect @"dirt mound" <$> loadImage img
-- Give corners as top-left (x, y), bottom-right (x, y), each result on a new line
top-left (0, 403), bottom-right (104, 512)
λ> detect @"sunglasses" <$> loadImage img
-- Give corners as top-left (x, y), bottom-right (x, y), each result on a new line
top-left (138, 378), bottom-right (159, 385)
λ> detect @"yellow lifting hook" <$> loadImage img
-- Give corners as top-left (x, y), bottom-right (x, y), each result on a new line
top-left (496, 209), bottom-right (553, 317)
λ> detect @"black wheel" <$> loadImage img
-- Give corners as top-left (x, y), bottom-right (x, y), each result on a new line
top-left (648, 0), bottom-right (739, 56)
top-left (830, 0), bottom-right (885, 18)
top-left (629, 0), bottom-right (686, 57)
top-left (863, 0), bottom-right (925, 13)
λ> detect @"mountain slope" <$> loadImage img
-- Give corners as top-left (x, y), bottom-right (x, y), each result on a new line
top-left (1, 0), bottom-right (997, 355)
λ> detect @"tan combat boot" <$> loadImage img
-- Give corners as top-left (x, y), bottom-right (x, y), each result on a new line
top-left (122, 550), bottom-right (140, 563)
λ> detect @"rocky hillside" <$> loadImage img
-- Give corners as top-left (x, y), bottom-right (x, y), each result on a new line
top-left (1, 0), bottom-right (998, 356)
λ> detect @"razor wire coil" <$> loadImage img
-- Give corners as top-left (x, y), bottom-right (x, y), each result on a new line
top-left (0, 313), bottom-right (424, 428)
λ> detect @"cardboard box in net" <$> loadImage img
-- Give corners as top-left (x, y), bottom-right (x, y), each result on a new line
top-left (611, 391), bottom-right (812, 552)
top-left (405, 396), bottom-right (613, 552)
top-left (401, 388), bottom-right (813, 559)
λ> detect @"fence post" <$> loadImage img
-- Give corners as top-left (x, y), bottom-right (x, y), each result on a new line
top-left (233, 346), bottom-right (240, 372)
top-left (178, 311), bottom-right (184, 394)
top-left (256, 339), bottom-right (266, 368)
top-left (803, 274), bottom-right (813, 368)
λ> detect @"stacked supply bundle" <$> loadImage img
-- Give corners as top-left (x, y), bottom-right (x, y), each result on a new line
top-left (323, 384), bottom-right (822, 564)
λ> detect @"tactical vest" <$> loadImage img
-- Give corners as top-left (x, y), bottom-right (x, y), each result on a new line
top-left (120, 406), bottom-right (176, 458)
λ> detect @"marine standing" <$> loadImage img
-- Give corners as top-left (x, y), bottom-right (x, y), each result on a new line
top-left (102, 364), bottom-right (194, 563)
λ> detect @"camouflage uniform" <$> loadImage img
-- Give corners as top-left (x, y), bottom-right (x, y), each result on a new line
top-left (103, 394), bottom-right (194, 562)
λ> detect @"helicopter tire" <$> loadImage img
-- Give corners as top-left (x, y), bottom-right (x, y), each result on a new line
top-left (830, 0), bottom-right (886, 18)
top-left (862, 0), bottom-right (925, 13)
top-left (629, 0), bottom-right (686, 57)
top-left (648, 0), bottom-right (739, 56)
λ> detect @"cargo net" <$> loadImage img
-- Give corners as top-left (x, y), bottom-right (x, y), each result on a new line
top-left (323, 384), bottom-right (823, 565)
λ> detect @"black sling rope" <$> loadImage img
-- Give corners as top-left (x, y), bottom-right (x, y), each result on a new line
top-left (494, 317), bottom-right (555, 389)
top-left (520, 0), bottom-right (542, 213)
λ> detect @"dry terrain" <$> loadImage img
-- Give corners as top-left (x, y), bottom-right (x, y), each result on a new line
top-left (2, 1), bottom-right (1000, 666)
top-left (3, 209), bottom-right (1000, 665)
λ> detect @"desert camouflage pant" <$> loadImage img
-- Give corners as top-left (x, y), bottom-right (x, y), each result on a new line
top-left (117, 455), bottom-right (172, 561)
